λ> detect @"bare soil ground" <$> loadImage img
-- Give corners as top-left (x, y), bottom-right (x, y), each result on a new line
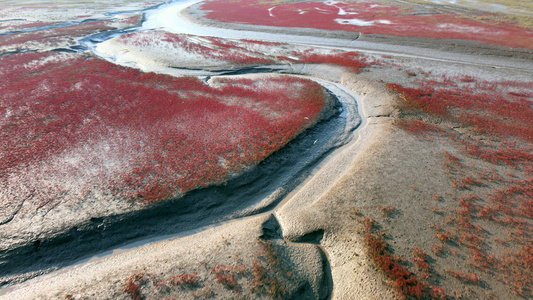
top-left (1, 0), bottom-right (532, 299)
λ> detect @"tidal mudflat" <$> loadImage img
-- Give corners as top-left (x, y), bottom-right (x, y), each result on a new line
top-left (1, 0), bottom-right (532, 299)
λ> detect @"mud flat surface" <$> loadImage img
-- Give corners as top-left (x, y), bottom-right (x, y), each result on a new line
top-left (1, 1), bottom-right (356, 293)
top-left (2, 0), bottom-right (533, 299)
top-left (0, 81), bottom-right (347, 285)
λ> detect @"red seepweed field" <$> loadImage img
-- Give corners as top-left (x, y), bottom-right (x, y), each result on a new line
top-left (380, 75), bottom-right (533, 297)
top-left (0, 51), bottom-right (330, 222)
top-left (200, 0), bottom-right (533, 49)
top-left (1, 0), bottom-right (532, 298)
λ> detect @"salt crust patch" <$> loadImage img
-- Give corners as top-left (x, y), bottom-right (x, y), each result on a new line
top-left (438, 23), bottom-right (489, 33)
top-left (95, 33), bottom-right (222, 70)
top-left (268, 7), bottom-right (275, 17)
top-left (335, 18), bottom-right (391, 26)
top-left (324, 0), bottom-right (359, 15)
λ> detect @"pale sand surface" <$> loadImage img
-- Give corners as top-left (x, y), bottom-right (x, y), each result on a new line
top-left (3, 214), bottom-right (329, 299)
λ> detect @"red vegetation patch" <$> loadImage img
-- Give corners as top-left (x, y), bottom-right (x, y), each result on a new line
top-left (386, 79), bottom-right (533, 144)
top-left (286, 49), bottom-right (370, 72)
top-left (125, 273), bottom-right (146, 300)
top-left (251, 240), bottom-right (286, 297)
top-left (169, 272), bottom-right (198, 286)
top-left (119, 238), bottom-right (291, 298)
top-left (430, 286), bottom-right (447, 300)
top-left (411, 247), bottom-right (431, 279)
top-left (201, 0), bottom-right (533, 48)
top-left (211, 264), bottom-right (245, 292)
top-left (358, 216), bottom-right (428, 298)
top-left (396, 118), bottom-right (446, 135)
top-left (0, 52), bottom-right (329, 217)
top-left (449, 270), bottom-right (479, 284)
top-left (378, 205), bottom-right (395, 217)
top-left (389, 75), bottom-right (533, 297)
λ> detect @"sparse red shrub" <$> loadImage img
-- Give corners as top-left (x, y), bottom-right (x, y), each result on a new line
top-left (429, 206), bottom-right (444, 215)
top-left (459, 232), bottom-right (482, 249)
top-left (435, 231), bottom-right (451, 242)
top-left (449, 270), bottom-right (479, 285)
top-left (396, 118), bottom-right (446, 135)
top-left (459, 175), bottom-right (484, 188)
top-left (216, 273), bottom-right (239, 291)
top-left (249, 240), bottom-right (288, 298)
top-left (430, 286), bottom-right (447, 300)
top-left (124, 273), bottom-right (145, 300)
top-left (359, 217), bottom-right (428, 298)
top-left (431, 243), bottom-right (444, 256)
top-left (387, 79), bottom-right (533, 146)
top-left (386, 83), bottom-right (447, 115)
top-left (459, 76), bottom-right (475, 83)
top-left (412, 247), bottom-right (431, 279)
top-left (121, 14), bottom-right (143, 25)
top-left (169, 272), bottom-right (198, 286)
top-left (471, 250), bottom-right (495, 270)
top-left (443, 151), bottom-right (462, 166)
top-left (378, 205), bottom-right (395, 217)
top-left (251, 258), bottom-right (268, 289)
top-left (211, 263), bottom-right (250, 292)
top-left (389, 78), bottom-right (533, 144)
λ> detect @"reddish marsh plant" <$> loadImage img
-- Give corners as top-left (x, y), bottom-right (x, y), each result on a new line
top-left (0, 52), bottom-right (330, 217)
top-left (201, 0), bottom-right (533, 48)
top-left (358, 216), bottom-right (428, 298)
top-left (169, 272), bottom-right (198, 286)
top-left (378, 205), bottom-right (395, 217)
top-left (124, 273), bottom-right (145, 300)
top-left (389, 75), bottom-right (533, 297)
